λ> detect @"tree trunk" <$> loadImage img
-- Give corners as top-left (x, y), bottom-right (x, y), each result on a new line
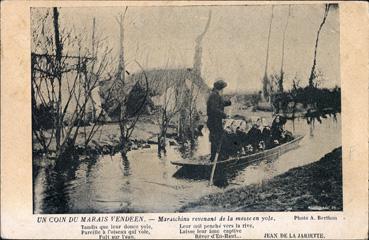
top-left (116, 9), bottom-right (128, 156)
top-left (279, 5), bottom-right (291, 93)
top-left (119, 128), bottom-right (129, 155)
top-left (193, 11), bottom-right (211, 77)
top-left (90, 17), bottom-right (97, 122)
top-left (118, 13), bottom-right (126, 86)
top-left (262, 6), bottom-right (274, 101)
top-left (158, 125), bottom-right (167, 155)
top-left (190, 118), bottom-right (195, 148)
top-left (309, 4), bottom-right (330, 88)
top-left (53, 7), bottom-right (63, 151)
top-left (119, 105), bottom-right (128, 155)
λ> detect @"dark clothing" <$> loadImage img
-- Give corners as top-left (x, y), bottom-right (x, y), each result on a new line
top-left (206, 89), bottom-right (231, 161)
top-left (271, 122), bottom-right (284, 143)
top-left (247, 126), bottom-right (263, 151)
top-left (220, 131), bottom-right (246, 159)
top-left (270, 116), bottom-right (287, 141)
top-left (262, 127), bottom-right (272, 149)
top-left (207, 90), bottom-right (231, 131)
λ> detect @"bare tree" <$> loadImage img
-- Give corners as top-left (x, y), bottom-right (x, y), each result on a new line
top-left (308, 4), bottom-right (330, 88)
top-left (187, 79), bottom-right (201, 148)
top-left (53, 7), bottom-right (63, 150)
top-left (32, 8), bottom-right (112, 159)
top-left (157, 77), bottom-right (185, 154)
top-left (262, 6), bottom-right (274, 101)
top-left (32, 7), bottom-right (84, 158)
top-left (177, 11), bottom-right (211, 143)
top-left (80, 18), bottom-right (115, 150)
top-left (113, 8), bottom-right (149, 156)
top-left (279, 5), bottom-right (291, 93)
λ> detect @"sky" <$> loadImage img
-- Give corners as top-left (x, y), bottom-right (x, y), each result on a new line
top-left (32, 4), bottom-right (340, 93)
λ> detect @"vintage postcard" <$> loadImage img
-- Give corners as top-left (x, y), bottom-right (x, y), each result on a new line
top-left (1, 1), bottom-right (368, 239)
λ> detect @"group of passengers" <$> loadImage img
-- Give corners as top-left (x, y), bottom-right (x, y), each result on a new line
top-left (221, 115), bottom-right (292, 159)
top-left (243, 115), bottom-right (291, 151)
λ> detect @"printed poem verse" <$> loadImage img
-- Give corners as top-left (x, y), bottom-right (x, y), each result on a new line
top-left (160, 215), bottom-right (270, 239)
top-left (35, 214), bottom-right (277, 239)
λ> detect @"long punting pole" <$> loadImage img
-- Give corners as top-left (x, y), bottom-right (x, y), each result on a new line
top-left (209, 130), bottom-right (225, 186)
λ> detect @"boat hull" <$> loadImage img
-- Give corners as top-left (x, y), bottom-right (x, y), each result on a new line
top-left (171, 135), bottom-right (304, 171)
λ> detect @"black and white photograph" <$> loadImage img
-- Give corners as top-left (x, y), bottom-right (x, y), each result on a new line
top-left (31, 4), bottom-right (342, 214)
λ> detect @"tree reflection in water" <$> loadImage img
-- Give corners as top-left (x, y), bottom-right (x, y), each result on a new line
top-left (121, 152), bottom-right (131, 177)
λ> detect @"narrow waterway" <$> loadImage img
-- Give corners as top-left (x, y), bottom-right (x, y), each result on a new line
top-left (33, 115), bottom-right (341, 213)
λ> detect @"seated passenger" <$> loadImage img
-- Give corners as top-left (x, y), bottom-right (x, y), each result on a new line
top-left (247, 118), bottom-right (263, 151)
top-left (221, 119), bottom-right (249, 158)
top-left (261, 125), bottom-right (272, 149)
top-left (271, 115), bottom-right (287, 145)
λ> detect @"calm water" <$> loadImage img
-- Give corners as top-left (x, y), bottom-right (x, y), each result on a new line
top-left (33, 115), bottom-right (341, 213)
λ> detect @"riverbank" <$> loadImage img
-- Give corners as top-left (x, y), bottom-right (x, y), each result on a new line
top-left (179, 147), bottom-right (342, 212)
top-left (32, 115), bottom-right (179, 155)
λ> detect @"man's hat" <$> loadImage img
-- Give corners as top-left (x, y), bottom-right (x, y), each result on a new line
top-left (213, 79), bottom-right (227, 90)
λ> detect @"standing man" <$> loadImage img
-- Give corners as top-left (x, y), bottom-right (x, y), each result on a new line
top-left (207, 79), bottom-right (232, 161)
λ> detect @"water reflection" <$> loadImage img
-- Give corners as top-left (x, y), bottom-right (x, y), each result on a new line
top-left (33, 115), bottom-right (341, 213)
top-left (121, 153), bottom-right (131, 177)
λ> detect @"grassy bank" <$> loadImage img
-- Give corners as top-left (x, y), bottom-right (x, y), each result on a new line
top-left (179, 147), bottom-right (342, 212)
